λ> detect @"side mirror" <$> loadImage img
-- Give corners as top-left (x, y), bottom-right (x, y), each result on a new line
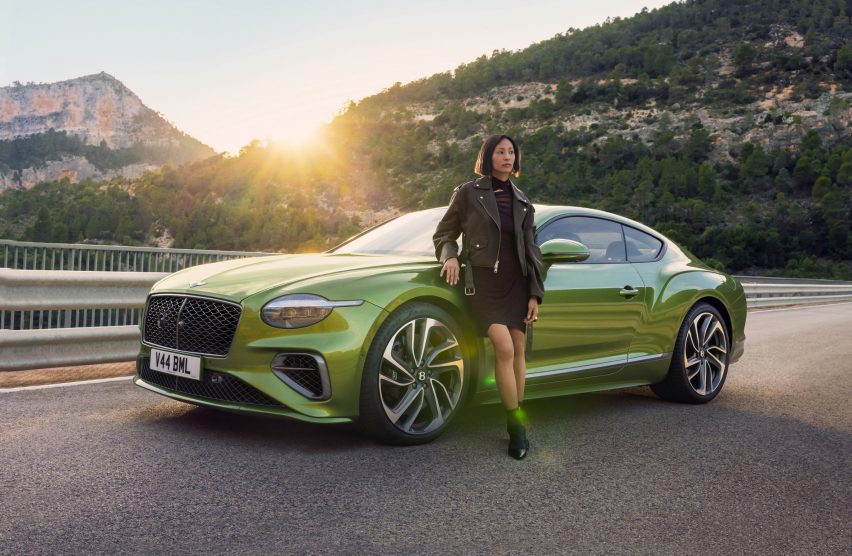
top-left (540, 239), bottom-right (590, 263)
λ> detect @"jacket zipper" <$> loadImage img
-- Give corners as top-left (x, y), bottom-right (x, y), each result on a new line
top-left (479, 182), bottom-right (531, 276)
top-left (476, 195), bottom-right (501, 274)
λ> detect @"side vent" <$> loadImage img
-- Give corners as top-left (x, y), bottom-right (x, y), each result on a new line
top-left (271, 353), bottom-right (330, 400)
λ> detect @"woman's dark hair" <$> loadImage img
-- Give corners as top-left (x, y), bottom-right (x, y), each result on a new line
top-left (474, 134), bottom-right (521, 177)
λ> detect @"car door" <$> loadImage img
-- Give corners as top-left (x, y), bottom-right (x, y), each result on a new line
top-left (526, 215), bottom-right (648, 380)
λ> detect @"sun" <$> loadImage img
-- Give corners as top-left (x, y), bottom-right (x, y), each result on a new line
top-left (276, 124), bottom-right (320, 147)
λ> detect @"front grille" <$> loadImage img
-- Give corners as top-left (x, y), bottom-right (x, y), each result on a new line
top-left (143, 295), bottom-right (241, 356)
top-left (138, 358), bottom-right (283, 407)
top-left (271, 353), bottom-right (330, 400)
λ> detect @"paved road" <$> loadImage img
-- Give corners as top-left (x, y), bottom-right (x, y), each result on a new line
top-left (2, 304), bottom-right (850, 555)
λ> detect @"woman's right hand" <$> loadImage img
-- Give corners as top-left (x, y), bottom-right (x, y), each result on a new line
top-left (440, 257), bottom-right (460, 285)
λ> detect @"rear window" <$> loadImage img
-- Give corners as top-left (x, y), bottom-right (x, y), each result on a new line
top-left (623, 226), bottom-right (663, 262)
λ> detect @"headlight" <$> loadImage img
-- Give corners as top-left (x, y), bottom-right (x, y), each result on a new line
top-left (261, 294), bottom-right (363, 329)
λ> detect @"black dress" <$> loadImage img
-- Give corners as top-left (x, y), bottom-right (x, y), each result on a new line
top-left (468, 177), bottom-right (530, 336)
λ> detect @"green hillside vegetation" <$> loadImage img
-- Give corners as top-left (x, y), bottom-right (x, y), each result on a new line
top-left (0, 142), bottom-right (363, 252)
top-left (3, 130), bottom-right (848, 278)
top-left (0, 129), bottom-right (214, 173)
top-left (370, 0), bottom-right (852, 103)
top-left (1, 0), bottom-right (851, 278)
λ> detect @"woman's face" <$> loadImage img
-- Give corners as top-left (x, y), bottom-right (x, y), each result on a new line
top-left (491, 138), bottom-right (515, 178)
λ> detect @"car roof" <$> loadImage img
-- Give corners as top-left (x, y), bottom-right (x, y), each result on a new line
top-left (422, 204), bottom-right (666, 242)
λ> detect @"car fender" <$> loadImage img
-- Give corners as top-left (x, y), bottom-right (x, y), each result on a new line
top-left (341, 266), bottom-right (485, 393)
top-left (645, 269), bottom-right (733, 355)
top-left (280, 263), bottom-right (479, 382)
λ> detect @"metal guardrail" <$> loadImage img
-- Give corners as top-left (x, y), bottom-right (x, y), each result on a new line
top-left (0, 239), bottom-right (273, 331)
top-left (735, 275), bottom-right (852, 308)
top-left (0, 268), bottom-right (168, 371)
top-left (1, 326), bottom-right (140, 371)
top-left (1, 269), bottom-right (851, 372)
top-left (1, 269), bottom-right (167, 310)
top-left (1, 239), bottom-right (274, 272)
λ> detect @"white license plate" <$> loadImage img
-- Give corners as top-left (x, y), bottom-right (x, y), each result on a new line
top-left (150, 349), bottom-right (202, 381)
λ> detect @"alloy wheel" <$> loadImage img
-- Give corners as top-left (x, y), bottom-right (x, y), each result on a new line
top-left (683, 311), bottom-right (728, 396)
top-left (378, 317), bottom-right (464, 435)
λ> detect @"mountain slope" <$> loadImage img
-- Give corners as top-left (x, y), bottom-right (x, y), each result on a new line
top-left (320, 0), bottom-right (852, 275)
top-left (0, 72), bottom-right (215, 189)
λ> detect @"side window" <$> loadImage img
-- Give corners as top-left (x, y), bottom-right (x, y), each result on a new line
top-left (537, 216), bottom-right (626, 263)
top-left (623, 225), bottom-right (664, 262)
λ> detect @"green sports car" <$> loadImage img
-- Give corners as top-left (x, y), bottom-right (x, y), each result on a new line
top-left (134, 205), bottom-right (746, 444)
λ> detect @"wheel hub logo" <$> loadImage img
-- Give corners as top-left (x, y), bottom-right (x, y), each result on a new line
top-left (417, 371), bottom-right (427, 382)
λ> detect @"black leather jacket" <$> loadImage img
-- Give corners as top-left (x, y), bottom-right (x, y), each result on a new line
top-left (432, 175), bottom-right (545, 303)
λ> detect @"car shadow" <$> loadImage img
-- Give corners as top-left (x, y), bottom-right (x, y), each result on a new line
top-left (138, 386), bottom-right (664, 454)
top-left (454, 386), bottom-right (661, 448)
top-left (161, 404), bottom-right (367, 452)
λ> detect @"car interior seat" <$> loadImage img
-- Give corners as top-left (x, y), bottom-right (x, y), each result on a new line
top-left (625, 240), bottom-right (643, 260)
top-left (604, 241), bottom-right (626, 262)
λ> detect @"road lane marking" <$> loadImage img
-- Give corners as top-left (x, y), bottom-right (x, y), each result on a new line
top-left (0, 375), bottom-right (132, 393)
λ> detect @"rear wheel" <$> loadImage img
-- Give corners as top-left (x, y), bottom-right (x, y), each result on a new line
top-left (358, 302), bottom-right (469, 445)
top-left (652, 302), bottom-right (730, 404)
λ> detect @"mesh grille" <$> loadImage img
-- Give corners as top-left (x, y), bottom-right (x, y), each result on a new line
top-left (272, 353), bottom-right (326, 398)
top-left (143, 295), bottom-right (241, 356)
top-left (143, 296), bottom-right (183, 349)
top-left (137, 358), bottom-right (283, 407)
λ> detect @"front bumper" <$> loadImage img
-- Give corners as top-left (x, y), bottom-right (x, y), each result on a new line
top-left (135, 300), bottom-right (386, 421)
top-left (133, 370), bottom-right (352, 423)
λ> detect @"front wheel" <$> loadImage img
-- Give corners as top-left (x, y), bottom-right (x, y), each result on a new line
top-left (359, 303), bottom-right (469, 445)
top-left (652, 302), bottom-right (730, 404)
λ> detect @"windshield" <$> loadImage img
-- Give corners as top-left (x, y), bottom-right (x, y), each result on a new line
top-left (331, 208), bottom-right (446, 256)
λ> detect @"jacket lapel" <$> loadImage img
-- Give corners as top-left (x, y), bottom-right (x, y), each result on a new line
top-left (509, 179), bottom-right (529, 233)
top-left (474, 176), bottom-right (501, 231)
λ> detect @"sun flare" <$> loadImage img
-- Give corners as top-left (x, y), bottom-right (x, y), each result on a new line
top-left (273, 120), bottom-right (322, 148)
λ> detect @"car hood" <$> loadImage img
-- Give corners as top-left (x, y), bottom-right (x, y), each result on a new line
top-left (152, 253), bottom-right (434, 300)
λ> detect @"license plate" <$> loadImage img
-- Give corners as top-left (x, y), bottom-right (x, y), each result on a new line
top-left (150, 349), bottom-right (202, 381)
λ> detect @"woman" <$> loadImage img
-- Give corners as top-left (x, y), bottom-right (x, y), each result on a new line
top-left (432, 134), bottom-right (545, 460)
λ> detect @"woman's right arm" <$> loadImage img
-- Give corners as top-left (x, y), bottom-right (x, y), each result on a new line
top-left (433, 185), bottom-right (465, 286)
top-left (432, 185), bottom-right (465, 264)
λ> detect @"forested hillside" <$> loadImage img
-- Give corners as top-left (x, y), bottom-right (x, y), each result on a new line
top-left (2, 0), bottom-right (851, 277)
top-left (0, 129), bottom-right (212, 173)
top-left (0, 142), bottom-right (365, 252)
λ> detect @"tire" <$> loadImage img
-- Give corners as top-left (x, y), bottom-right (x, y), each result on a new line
top-left (651, 302), bottom-right (730, 404)
top-left (358, 302), bottom-right (470, 445)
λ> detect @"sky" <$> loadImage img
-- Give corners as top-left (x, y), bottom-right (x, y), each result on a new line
top-left (1, 0), bottom-right (674, 154)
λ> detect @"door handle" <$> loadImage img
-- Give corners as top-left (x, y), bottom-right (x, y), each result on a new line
top-left (619, 286), bottom-right (639, 298)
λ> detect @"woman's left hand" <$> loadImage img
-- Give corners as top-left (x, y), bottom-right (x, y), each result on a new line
top-left (523, 297), bottom-right (539, 325)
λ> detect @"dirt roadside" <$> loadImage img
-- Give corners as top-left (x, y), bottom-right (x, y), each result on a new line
top-left (0, 361), bottom-right (135, 388)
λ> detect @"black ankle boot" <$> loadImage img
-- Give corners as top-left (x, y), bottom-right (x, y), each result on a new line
top-left (506, 408), bottom-right (530, 460)
top-left (518, 402), bottom-right (530, 428)
top-left (506, 404), bottom-right (530, 432)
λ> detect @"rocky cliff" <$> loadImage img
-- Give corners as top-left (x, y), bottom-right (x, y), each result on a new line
top-left (0, 72), bottom-right (214, 189)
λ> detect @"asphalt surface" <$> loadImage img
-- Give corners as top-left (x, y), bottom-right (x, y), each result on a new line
top-left (1, 303), bottom-right (850, 555)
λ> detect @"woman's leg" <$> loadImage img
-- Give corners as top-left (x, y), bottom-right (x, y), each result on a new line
top-left (508, 327), bottom-right (527, 403)
top-left (491, 324), bottom-right (530, 460)
top-left (486, 323), bottom-right (518, 409)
